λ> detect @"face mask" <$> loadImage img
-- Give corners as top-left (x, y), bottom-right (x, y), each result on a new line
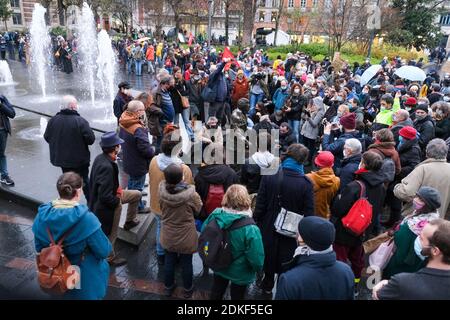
top-left (380, 106), bottom-right (386, 112)
top-left (405, 106), bottom-right (412, 112)
top-left (343, 149), bottom-right (348, 158)
top-left (281, 86), bottom-right (287, 90)
top-left (398, 136), bottom-right (404, 144)
top-left (414, 237), bottom-right (427, 261)
top-left (336, 96), bottom-right (343, 102)
top-left (311, 90), bottom-right (317, 95)
top-left (294, 88), bottom-right (301, 94)
top-left (413, 198), bottom-right (425, 211)
top-left (337, 111), bottom-right (343, 117)
top-left (362, 89), bottom-right (369, 94)
top-left (415, 114), bottom-right (426, 120)
top-left (444, 96), bottom-right (450, 102)
top-left (245, 66), bottom-right (251, 71)
top-left (193, 76), bottom-right (201, 81)
top-left (392, 114), bottom-right (398, 122)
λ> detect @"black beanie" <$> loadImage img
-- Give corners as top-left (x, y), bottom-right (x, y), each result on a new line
top-left (416, 186), bottom-right (441, 211)
top-left (298, 216), bottom-right (335, 251)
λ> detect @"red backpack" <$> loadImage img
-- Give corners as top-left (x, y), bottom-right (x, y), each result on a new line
top-left (341, 180), bottom-right (373, 236)
top-left (204, 184), bottom-right (225, 216)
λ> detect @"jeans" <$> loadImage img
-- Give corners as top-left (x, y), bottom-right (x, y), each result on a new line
top-left (249, 93), bottom-right (264, 117)
top-left (61, 164), bottom-right (90, 202)
top-left (0, 129), bottom-right (8, 178)
top-left (155, 215), bottom-right (165, 256)
top-left (288, 119), bottom-right (300, 143)
top-left (147, 60), bottom-right (154, 73)
top-left (164, 251), bottom-right (193, 290)
top-left (209, 101), bottom-right (225, 123)
top-left (135, 60), bottom-right (143, 76)
top-left (127, 59), bottom-right (133, 74)
top-left (174, 109), bottom-right (194, 139)
top-left (210, 274), bottom-right (247, 300)
top-left (127, 174), bottom-right (146, 209)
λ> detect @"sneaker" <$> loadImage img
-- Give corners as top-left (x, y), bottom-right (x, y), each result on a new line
top-left (183, 286), bottom-right (194, 299)
top-left (108, 256), bottom-right (127, 267)
top-left (164, 284), bottom-right (176, 297)
top-left (0, 175), bottom-right (15, 186)
top-left (138, 207), bottom-right (151, 214)
top-left (157, 254), bottom-right (165, 266)
top-left (123, 219), bottom-right (139, 230)
top-left (354, 278), bottom-right (360, 299)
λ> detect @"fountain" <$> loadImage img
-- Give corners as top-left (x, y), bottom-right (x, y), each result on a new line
top-left (96, 30), bottom-right (116, 102)
top-left (0, 60), bottom-right (13, 84)
top-left (17, 117), bottom-right (48, 141)
top-left (29, 3), bottom-right (50, 97)
top-left (77, 2), bottom-right (97, 105)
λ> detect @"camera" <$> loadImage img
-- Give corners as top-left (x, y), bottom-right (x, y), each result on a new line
top-left (252, 72), bottom-right (264, 81)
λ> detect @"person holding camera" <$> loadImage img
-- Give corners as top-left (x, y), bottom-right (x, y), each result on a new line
top-left (249, 70), bottom-right (269, 118)
top-left (286, 83), bottom-right (307, 143)
top-left (300, 97), bottom-right (325, 165)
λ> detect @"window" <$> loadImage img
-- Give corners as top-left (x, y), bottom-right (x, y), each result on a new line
top-left (313, 0), bottom-right (319, 6)
top-left (259, 11), bottom-right (266, 22)
top-left (288, 0), bottom-right (294, 8)
top-left (271, 11), bottom-right (277, 22)
top-left (12, 13), bottom-right (22, 25)
top-left (10, 0), bottom-right (20, 8)
top-left (440, 14), bottom-right (450, 26)
top-left (301, 0), bottom-right (307, 8)
top-left (272, 0), bottom-right (280, 7)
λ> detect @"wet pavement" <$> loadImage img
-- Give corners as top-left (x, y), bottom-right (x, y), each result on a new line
top-left (0, 59), bottom-right (373, 300)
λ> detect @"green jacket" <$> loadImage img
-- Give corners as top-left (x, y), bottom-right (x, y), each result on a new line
top-left (374, 97), bottom-right (401, 126)
top-left (202, 209), bottom-right (265, 285)
top-left (383, 222), bottom-right (425, 279)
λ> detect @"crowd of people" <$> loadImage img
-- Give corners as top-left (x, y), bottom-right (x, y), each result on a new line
top-left (1, 37), bottom-right (450, 301)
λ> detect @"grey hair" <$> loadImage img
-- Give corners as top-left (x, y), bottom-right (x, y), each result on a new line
top-left (61, 95), bottom-right (77, 110)
top-left (426, 138), bottom-right (448, 160)
top-left (160, 75), bottom-right (173, 85)
top-left (344, 138), bottom-right (362, 154)
top-left (127, 100), bottom-right (145, 112)
top-left (396, 109), bottom-right (410, 121)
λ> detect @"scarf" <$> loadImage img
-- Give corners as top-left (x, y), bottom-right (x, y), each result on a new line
top-left (293, 245), bottom-right (334, 257)
top-left (403, 211), bottom-right (440, 236)
top-left (52, 199), bottom-right (79, 209)
top-left (282, 157), bottom-right (304, 175)
top-left (222, 207), bottom-right (253, 217)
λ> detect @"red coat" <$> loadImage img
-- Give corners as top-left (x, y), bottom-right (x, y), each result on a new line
top-left (231, 77), bottom-right (249, 106)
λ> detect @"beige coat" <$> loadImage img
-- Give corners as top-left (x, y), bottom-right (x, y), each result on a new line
top-left (394, 158), bottom-right (450, 219)
top-left (149, 156), bottom-right (194, 216)
top-left (159, 182), bottom-right (202, 254)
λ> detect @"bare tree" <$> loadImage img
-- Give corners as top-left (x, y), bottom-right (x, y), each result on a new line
top-left (242, 0), bottom-right (258, 46)
top-left (273, 0), bottom-right (283, 46)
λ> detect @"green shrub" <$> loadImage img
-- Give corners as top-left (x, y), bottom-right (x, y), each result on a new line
top-left (50, 26), bottom-right (67, 38)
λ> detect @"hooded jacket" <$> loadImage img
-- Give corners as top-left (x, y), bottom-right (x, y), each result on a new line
top-left (279, 123), bottom-right (296, 153)
top-left (322, 130), bottom-right (369, 168)
top-left (159, 182), bottom-right (202, 254)
top-left (337, 153), bottom-right (362, 192)
top-left (202, 209), bottom-right (264, 285)
top-left (119, 111), bottom-right (154, 177)
top-left (414, 115), bottom-right (435, 151)
top-left (368, 141), bottom-right (402, 175)
top-left (275, 251), bottom-right (354, 300)
top-left (231, 76), bottom-right (250, 105)
top-left (273, 87), bottom-right (290, 111)
top-left (331, 169), bottom-right (386, 246)
top-left (397, 138), bottom-right (422, 180)
top-left (194, 164), bottom-right (239, 220)
top-left (149, 154), bottom-right (194, 216)
top-left (306, 167), bottom-right (340, 219)
top-left (301, 97), bottom-right (325, 140)
top-left (33, 201), bottom-right (112, 300)
top-left (113, 91), bottom-right (132, 122)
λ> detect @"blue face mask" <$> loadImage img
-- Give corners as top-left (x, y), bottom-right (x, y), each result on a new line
top-left (414, 237), bottom-right (427, 261)
top-left (398, 136), bottom-right (404, 144)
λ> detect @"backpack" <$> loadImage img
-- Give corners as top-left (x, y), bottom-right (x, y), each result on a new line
top-left (198, 215), bottom-right (255, 271)
top-left (204, 184), bottom-right (225, 216)
top-left (133, 48), bottom-right (143, 61)
top-left (36, 227), bottom-right (80, 295)
top-left (380, 154), bottom-right (396, 183)
top-left (341, 180), bottom-right (373, 236)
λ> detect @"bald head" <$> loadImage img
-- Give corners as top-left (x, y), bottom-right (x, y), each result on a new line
top-left (61, 95), bottom-right (78, 111)
top-left (395, 109), bottom-right (409, 122)
top-left (127, 100), bottom-right (145, 113)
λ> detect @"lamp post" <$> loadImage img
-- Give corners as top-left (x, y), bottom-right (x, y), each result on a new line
top-left (208, 0), bottom-right (214, 47)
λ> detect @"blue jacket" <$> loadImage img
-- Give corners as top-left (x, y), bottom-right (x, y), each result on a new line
top-left (272, 87), bottom-right (289, 111)
top-left (208, 62), bottom-right (228, 102)
top-left (32, 202), bottom-right (112, 300)
top-left (275, 251), bottom-right (354, 300)
top-left (337, 153), bottom-right (362, 192)
top-left (0, 95), bottom-right (16, 134)
top-left (322, 130), bottom-right (371, 168)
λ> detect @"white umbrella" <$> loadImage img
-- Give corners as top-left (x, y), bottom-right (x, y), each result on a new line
top-left (394, 66), bottom-right (426, 82)
top-left (360, 65), bottom-right (382, 86)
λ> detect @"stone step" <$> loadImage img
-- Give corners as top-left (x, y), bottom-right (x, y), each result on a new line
top-left (117, 212), bottom-right (154, 246)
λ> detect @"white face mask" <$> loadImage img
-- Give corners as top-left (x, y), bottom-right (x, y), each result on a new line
top-left (294, 88), bottom-right (301, 94)
top-left (343, 149), bottom-right (348, 158)
top-left (358, 162), bottom-right (363, 170)
top-left (414, 237), bottom-right (427, 261)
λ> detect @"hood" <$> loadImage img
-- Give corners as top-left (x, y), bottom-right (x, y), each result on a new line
top-left (357, 170), bottom-right (386, 187)
top-left (398, 137), bottom-right (419, 152)
top-left (392, 118), bottom-right (414, 129)
top-left (159, 182), bottom-right (196, 207)
top-left (198, 164), bottom-right (231, 184)
top-left (342, 153), bottom-right (362, 166)
top-left (119, 110), bottom-right (144, 134)
top-left (295, 251), bottom-right (337, 269)
top-left (207, 208), bottom-right (248, 229)
top-left (251, 151), bottom-right (275, 169)
top-left (156, 153), bottom-right (183, 171)
top-left (32, 201), bottom-right (100, 247)
top-left (309, 167), bottom-right (339, 188)
top-left (368, 142), bottom-right (397, 158)
top-left (312, 97), bottom-right (324, 111)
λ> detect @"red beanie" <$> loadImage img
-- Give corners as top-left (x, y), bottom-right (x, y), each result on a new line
top-left (404, 97), bottom-right (417, 106)
top-left (314, 151), bottom-right (335, 168)
top-left (339, 113), bottom-right (356, 130)
top-left (399, 126), bottom-right (417, 140)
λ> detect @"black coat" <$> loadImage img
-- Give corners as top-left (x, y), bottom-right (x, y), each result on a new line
top-left (254, 168), bottom-right (314, 275)
top-left (337, 153), bottom-right (362, 193)
top-left (194, 164), bottom-right (239, 219)
top-left (119, 126), bottom-right (154, 177)
top-left (113, 92), bottom-right (132, 121)
top-left (88, 153), bottom-right (120, 236)
top-left (44, 109), bottom-right (95, 168)
top-left (435, 116), bottom-right (450, 140)
top-left (0, 95), bottom-right (15, 134)
top-left (286, 95), bottom-right (307, 121)
top-left (414, 115), bottom-right (435, 151)
top-left (240, 160), bottom-right (262, 194)
top-left (397, 138), bottom-right (422, 181)
top-left (279, 125), bottom-right (296, 153)
top-left (331, 169), bottom-right (386, 247)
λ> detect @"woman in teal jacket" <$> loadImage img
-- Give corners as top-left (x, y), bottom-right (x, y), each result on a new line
top-left (33, 172), bottom-right (112, 300)
top-left (202, 184), bottom-right (264, 300)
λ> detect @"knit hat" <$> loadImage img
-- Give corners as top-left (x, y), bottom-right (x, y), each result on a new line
top-left (339, 112), bottom-right (356, 130)
top-left (416, 186), bottom-right (441, 211)
top-left (415, 104), bottom-right (428, 113)
top-left (404, 97), bottom-right (417, 106)
top-left (399, 126), bottom-right (417, 140)
top-left (314, 151), bottom-right (334, 168)
top-left (298, 216), bottom-right (336, 251)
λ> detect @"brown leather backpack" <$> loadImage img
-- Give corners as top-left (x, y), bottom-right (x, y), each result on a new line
top-left (36, 227), bottom-right (80, 295)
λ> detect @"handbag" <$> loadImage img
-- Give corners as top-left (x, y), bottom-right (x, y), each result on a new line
top-left (273, 169), bottom-right (304, 238)
top-left (54, 49), bottom-right (60, 58)
top-left (368, 238), bottom-right (396, 270)
top-left (363, 232), bottom-right (392, 254)
top-left (181, 95), bottom-right (190, 109)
